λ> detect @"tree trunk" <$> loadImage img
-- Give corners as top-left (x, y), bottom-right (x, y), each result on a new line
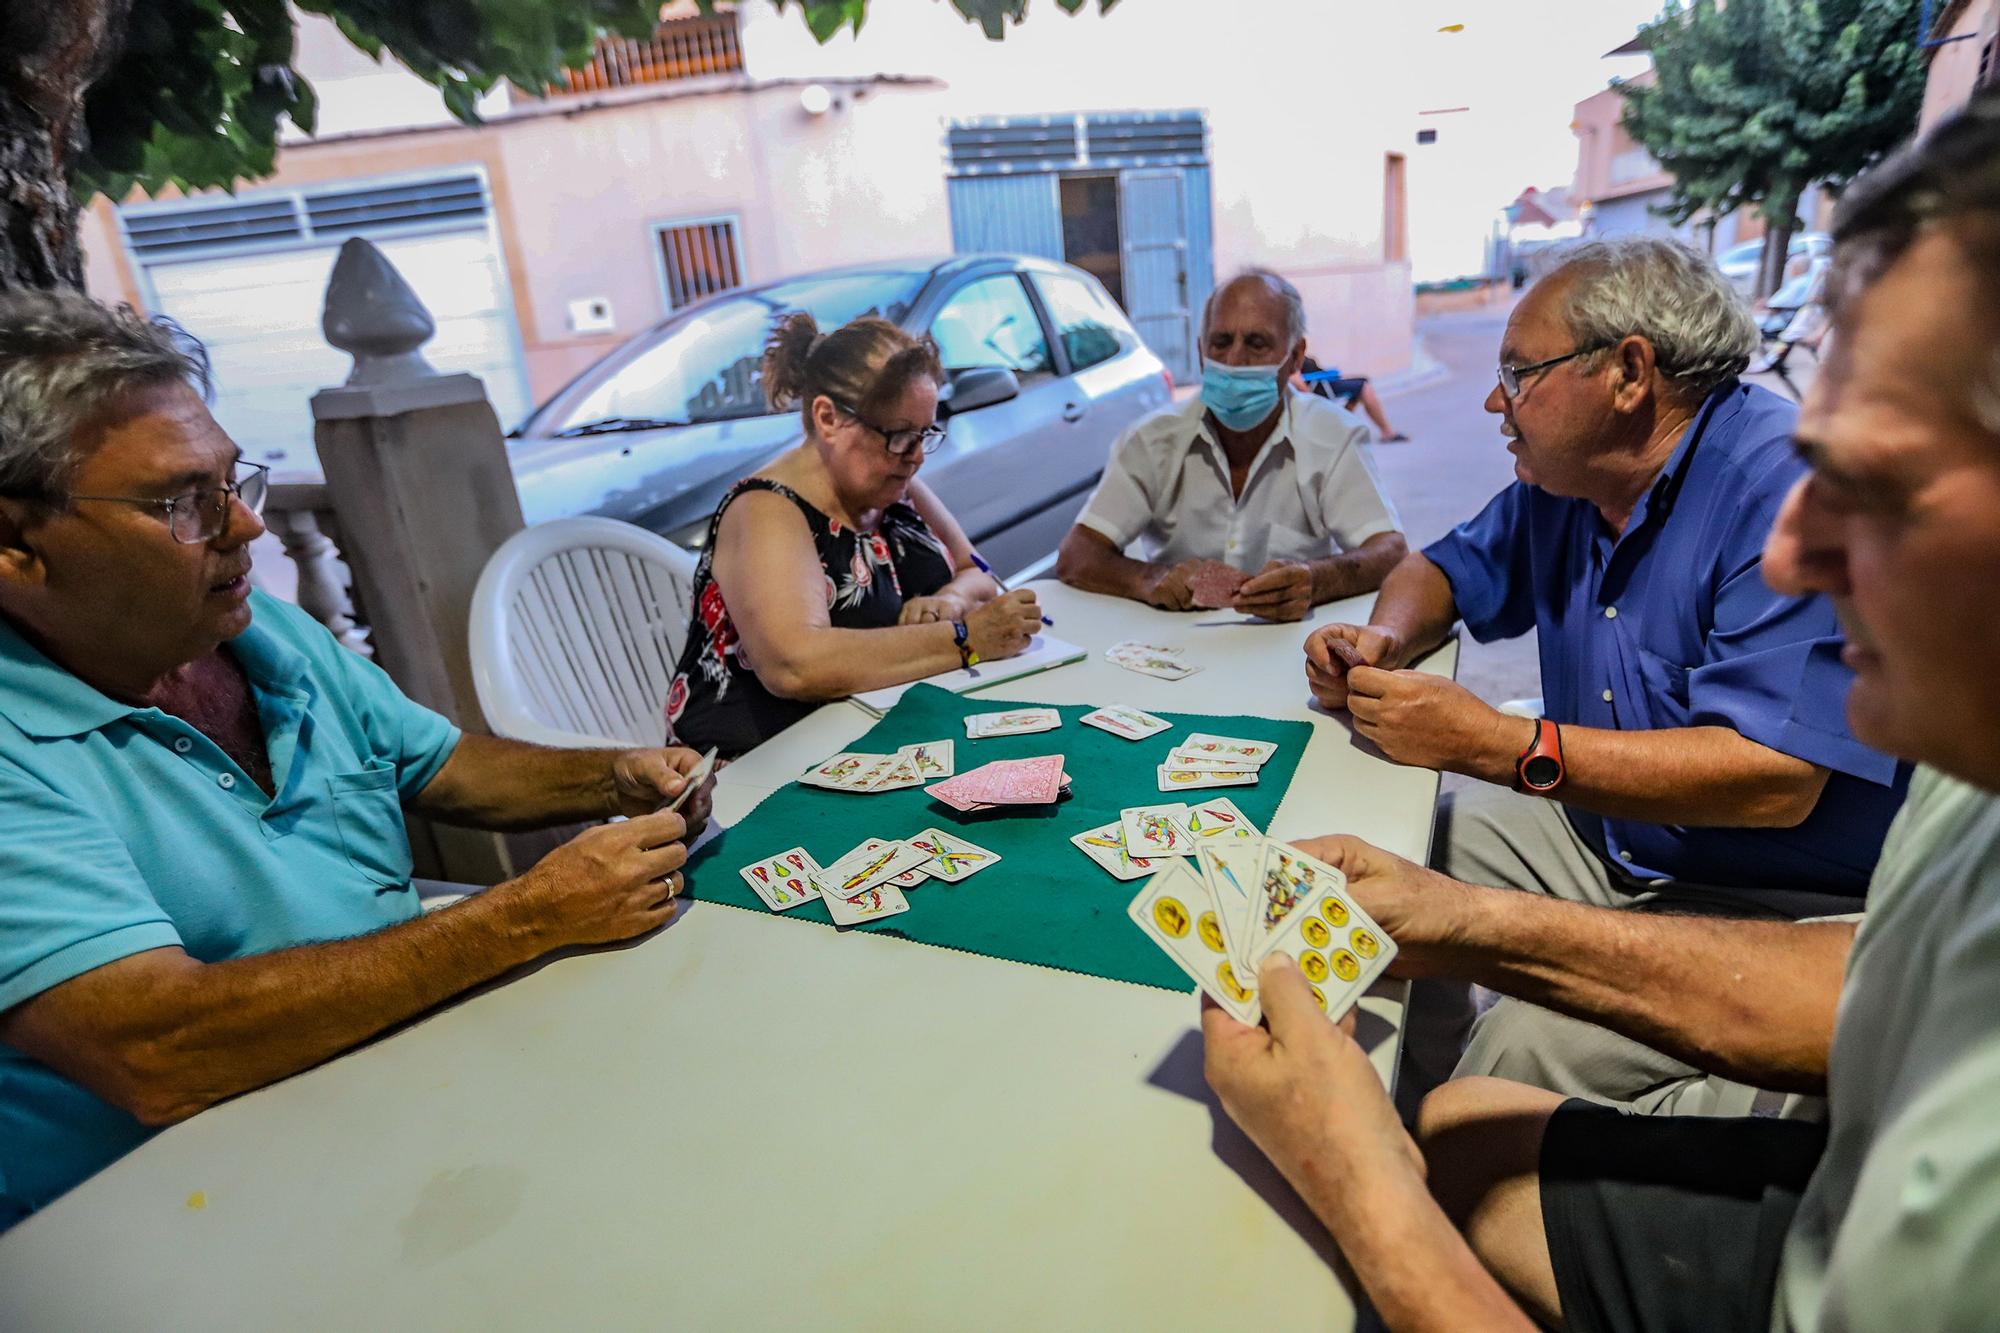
top-left (0, 1), bottom-right (131, 292)
top-left (1755, 187), bottom-right (1802, 303)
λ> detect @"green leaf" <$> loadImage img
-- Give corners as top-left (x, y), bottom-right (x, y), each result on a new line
top-left (73, 0), bottom-right (1148, 203)
top-left (1616, 0), bottom-right (1922, 262)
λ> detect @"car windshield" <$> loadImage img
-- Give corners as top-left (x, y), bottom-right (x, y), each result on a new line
top-left (546, 271), bottom-right (927, 432)
top-left (1721, 236), bottom-right (1812, 268)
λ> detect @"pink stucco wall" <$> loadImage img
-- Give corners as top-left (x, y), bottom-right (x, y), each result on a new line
top-left (83, 1), bottom-right (1420, 405)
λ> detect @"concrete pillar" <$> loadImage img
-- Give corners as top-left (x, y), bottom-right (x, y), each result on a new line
top-left (311, 237), bottom-right (526, 883)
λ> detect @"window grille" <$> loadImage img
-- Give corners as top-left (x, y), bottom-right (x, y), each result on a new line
top-left (656, 217), bottom-right (744, 309)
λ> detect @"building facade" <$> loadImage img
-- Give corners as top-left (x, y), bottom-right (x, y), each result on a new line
top-left (1569, 71), bottom-right (1760, 251)
top-left (80, 1), bottom-right (1419, 477)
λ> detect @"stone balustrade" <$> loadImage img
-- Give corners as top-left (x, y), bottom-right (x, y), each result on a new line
top-left (264, 478), bottom-right (373, 657)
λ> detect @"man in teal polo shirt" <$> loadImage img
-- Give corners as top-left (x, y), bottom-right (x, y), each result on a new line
top-left (0, 291), bottom-right (714, 1229)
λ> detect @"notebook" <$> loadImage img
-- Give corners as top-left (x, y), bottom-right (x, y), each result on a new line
top-left (849, 635), bottom-right (1087, 717)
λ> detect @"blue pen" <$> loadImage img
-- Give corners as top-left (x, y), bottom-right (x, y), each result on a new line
top-left (968, 550), bottom-right (1054, 626)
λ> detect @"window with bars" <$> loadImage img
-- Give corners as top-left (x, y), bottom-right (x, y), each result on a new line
top-left (655, 217), bottom-right (744, 310)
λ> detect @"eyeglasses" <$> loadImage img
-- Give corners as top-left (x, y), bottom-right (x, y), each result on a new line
top-left (1497, 343), bottom-right (1610, 400)
top-left (833, 400), bottom-right (946, 458)
top-left (66, 461), bottom-right (271, 544)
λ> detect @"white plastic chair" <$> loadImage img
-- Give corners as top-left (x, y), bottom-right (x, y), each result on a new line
top-left (469, 516), bottom-right (699, 749)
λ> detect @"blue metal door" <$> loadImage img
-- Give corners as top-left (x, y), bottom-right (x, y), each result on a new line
top-left (946, 176), bottom-right (1064, 260)
top-left (1119, 169), bottom-right (1195, 381)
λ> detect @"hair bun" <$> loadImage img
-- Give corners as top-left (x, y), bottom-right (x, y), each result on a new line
top-left (761, 311), bottom-right (823, 411)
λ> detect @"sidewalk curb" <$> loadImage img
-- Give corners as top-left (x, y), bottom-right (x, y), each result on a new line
top-left (1375, 334), bottom-right (1454, 399)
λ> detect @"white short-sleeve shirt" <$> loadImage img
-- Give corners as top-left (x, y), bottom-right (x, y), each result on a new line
top-left (1074, 392), bottom-right (1400, 569)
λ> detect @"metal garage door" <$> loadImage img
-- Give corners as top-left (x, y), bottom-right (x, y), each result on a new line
top-left (944, 112), bottom-right (1211, 382)
top-left (121, 171), bottom-right (530, 477)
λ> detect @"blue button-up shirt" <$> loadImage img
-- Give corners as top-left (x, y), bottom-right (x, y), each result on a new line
top-left (1424, 380), bottom-right (1905, 896)
top-left (0, 591), bottom-right (460, 1227)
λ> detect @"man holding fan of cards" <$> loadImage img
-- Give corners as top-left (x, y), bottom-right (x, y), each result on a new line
top-left (0, 291), bottom-right (716, 1229)
top-left (1210, 97), bottom-right (2000, 1331)
top-left (1054, 269), bottom-right (1407, 621)
top-left (1303, 236), bottom-right (1908, 1112)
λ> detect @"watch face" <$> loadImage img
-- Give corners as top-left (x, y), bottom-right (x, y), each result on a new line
top-left (1521, 755), bottom-right (1562, 790)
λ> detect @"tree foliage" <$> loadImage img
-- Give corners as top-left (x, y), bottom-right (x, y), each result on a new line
top-left (76, 0), bottom-right (1117, 204)
top-left (1618, 0), bottom-right (1924, 289)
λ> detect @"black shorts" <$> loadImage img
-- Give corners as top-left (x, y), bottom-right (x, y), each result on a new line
top-left (1539, 1099), bottom-right (1828, 1333)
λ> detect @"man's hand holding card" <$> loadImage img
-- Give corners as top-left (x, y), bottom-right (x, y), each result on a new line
top-left (1129, 833), bottom-right (1397, 1026)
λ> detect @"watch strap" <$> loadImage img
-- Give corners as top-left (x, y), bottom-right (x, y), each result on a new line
top-left (1514, 717), bottom-right (1565, 793)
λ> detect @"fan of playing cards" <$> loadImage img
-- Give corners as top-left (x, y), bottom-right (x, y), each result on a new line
top-left (1126, 830), bottom-right (1398, 1026)
top-left (799, 741), bottom-right (956, 794)
top-left (736, 827), bottom-right (1002, 925)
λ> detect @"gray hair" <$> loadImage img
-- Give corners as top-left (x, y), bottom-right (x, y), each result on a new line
top-left (1201, 267), bottom-right (1307, 349)
top-left (0, 289), bottom-right (210, 506)
top-left (1541, 237), bottom-right (1758, 400)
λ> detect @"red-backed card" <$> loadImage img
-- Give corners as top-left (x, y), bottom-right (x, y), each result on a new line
top-left (1190, 561), bottom-right (1248, 609)
top-left (980, 755), bottom-right (1064, 804)
top-left (928, 755), bottom-right (1065, 808)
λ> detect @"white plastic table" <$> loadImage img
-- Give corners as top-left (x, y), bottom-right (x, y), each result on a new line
top-left (0, 582), bottom-right (1456, 1331)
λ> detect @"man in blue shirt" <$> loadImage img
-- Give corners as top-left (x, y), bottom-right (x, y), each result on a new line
top-left (1302, 238), bottom-right (1907, 1112)
top-left (0, 291), bottom-right (714, 1228)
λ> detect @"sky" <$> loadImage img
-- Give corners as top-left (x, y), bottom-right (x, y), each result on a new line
top-left (1396, 0), bottom-right (1667, 189)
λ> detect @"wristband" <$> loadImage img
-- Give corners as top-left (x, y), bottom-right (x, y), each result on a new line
top-left (952, 619), bottom-right (980, 669)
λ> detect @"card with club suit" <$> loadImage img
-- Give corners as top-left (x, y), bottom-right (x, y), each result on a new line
top-left (1078, 705), bottom-right (1173, 741)
top-left (1120, 803), bottom-right (1195, 857)
top-left (821, 880), bottom-right (911, 927)
top-left (811, 838), bottom-right (931, 899)
top-left (1070, 821), bottom-right (1161, 881)
top-left (907, 828), bottom-right (1000, 882)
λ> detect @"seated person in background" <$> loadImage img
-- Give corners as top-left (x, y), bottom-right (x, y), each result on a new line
top-left (1294, 355), bottom-right (1410, 442)
top-left (1302, 236), bottom-right (1907, 1115)
top-left (1204, 98), bottom-right (2000, 1329)
top-left (666, 314), bottom-right (1041, 758)
top-left (1054, 269), bottom-right (1407, 622)
top-left (0, 292), bottom-right (714, 1229)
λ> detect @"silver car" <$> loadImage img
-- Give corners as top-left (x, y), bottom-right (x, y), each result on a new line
top-left (508, 255), bottom-right (1171, 576)
top-left (1716, 232), bottom-right (1832, 298)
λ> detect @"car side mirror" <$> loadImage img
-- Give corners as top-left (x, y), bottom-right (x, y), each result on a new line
top-left (939, 366), bottom-right (1020, 419)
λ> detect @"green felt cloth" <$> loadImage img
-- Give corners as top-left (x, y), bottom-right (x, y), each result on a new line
top-left (684, 684), bottom-right (1312, 992)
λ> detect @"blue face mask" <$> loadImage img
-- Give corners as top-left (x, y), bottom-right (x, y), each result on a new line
top-left (1200, 359), bottom-right (1284, 431)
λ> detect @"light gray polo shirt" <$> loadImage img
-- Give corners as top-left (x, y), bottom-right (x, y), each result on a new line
top-left (1075, 391), bottom-right (1400, 570)
top-left (1774, 764), bottom-right (2000, 1329)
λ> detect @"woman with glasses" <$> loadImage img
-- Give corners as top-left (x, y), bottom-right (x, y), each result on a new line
top-left (665, 312), bottom-right (1042, 758)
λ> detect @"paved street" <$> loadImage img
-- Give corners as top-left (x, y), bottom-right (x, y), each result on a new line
top-left (1369, 301), bottom-right (1541, 714)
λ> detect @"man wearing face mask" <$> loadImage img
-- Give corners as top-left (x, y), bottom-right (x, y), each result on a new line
top-left (1055, 269), bottom-right (1406, 622)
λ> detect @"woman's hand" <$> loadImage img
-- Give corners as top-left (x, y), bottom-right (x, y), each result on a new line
top-left (964, 588), bottom-right (1042, 661)
top-left (898, 593), bottom-right (965, 626)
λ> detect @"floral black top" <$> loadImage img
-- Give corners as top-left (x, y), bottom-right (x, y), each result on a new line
top-left (665, 478), bottom-right (956, 758)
